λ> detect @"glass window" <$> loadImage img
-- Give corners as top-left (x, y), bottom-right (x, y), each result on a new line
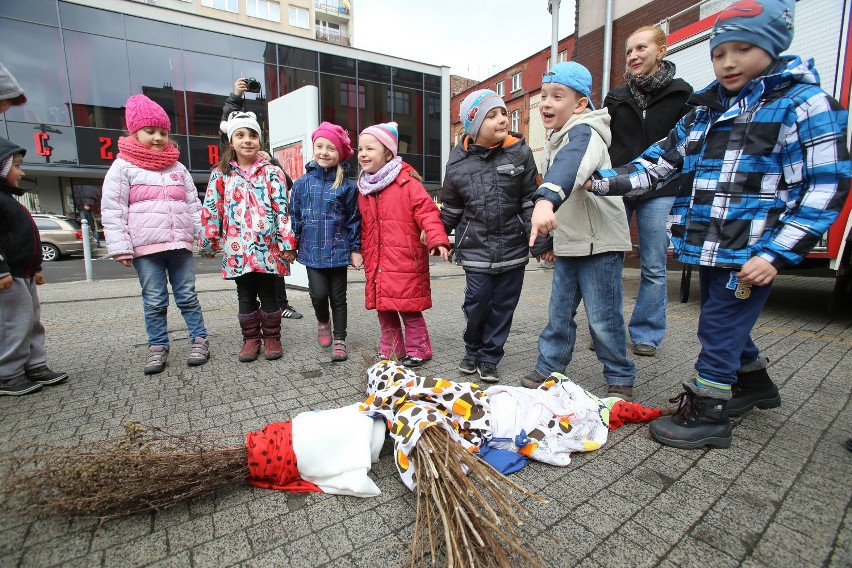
top-left (127, 42), bottom-right (186, 134)
top-left (279, 66), bottom-right (318, 97)
top-left (358, 81), bottom-right (391, 134)
top-left (187, 136), bottom-right (223, 172)
top-left (496, 80), bottom-right (504, 97)
top-left (399, 153), bottom-right (423, 177)
top-left (232, 37), bottom-right (277, 63)
top-left (424, 74), bottom-right (441, 93)
top-left (247, 0), bottom-right (281, 22)
top-left (201, 0), bottom-right (238, 12)
top-left (58, 2), bottom-right (124, 37)
top-left (391, 87), bottom-right (421, 154)
top-left (387, 91), bottom-right (410, 115)
top-left (358, 61), bottom-right (391, 83)
top-left (278, 46), bottom-right (317, 70)
top-left (425, 92), bottom-right (440, 157)
top-left (125, 16), bottom-right (181, 49)
top-left (424, 155), bottom-right (441, 184)
top-left (512, 72), bottom-right (522, 92)
top-left (7, 121), bottom-right (78, 166)
top-left (64, 31), bottom-right (131, 130)
top-left (0, 20), bottom-right (72, 125)
top-left (34, 218), bottom-right (62, 230)
top-left (182, 51), bottom-right (234, 137)
top-left (392, 68), bottom-right (422, 89)
top-left (511, 110), bottom-right (520, 132)
top-left (319, 75), bottom-right (357, 135)
top-left (3, 0), bottom-right (59, 26)
top-left (182, 26), bottom-right (231, 55)
top-left (288, 6), bottom-right (309, 29)
top-left (320, 53), bottom-right (356, 78)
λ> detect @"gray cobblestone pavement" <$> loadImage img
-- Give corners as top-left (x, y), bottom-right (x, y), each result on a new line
top-left (1, 260), bottom-right (850, 567)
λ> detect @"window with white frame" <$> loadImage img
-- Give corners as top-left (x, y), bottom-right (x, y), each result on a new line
top-left (495, 80), bottom-right (504, 97)
top-left (511, 72), bottom-right (521, 92)
top-left (201, 0), bottom-right (237, 12)
top-left (288, 6), bottom-right (310, 28)
top-left (247, 0), bottom-right (281, 21)
top-left (546, 51), bottom-right (569, 69)
top-left (511, 110), bottom-right (520, 132)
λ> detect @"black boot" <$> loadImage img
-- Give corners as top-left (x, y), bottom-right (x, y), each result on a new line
top-left (649, 381), bottom-right (732, 449)
top-left (728, 367), bottom-right (781, 417)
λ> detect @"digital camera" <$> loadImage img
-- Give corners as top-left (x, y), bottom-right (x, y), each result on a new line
top-left (245, 78), bottom-right (261, 93)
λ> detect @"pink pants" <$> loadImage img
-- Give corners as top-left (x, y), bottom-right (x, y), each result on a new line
top-left (377, 310), bottom-right (432, 360)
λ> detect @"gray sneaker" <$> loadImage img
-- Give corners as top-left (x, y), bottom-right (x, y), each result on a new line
top-left (144, 346), bottom-right (169, 375)
top-left (0, 374), bottom-right (43, 396)
top-left (187, 338), bottom-right (210, 366)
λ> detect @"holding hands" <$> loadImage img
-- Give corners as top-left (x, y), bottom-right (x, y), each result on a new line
top-left (351, 251), bottom-right (363, 270)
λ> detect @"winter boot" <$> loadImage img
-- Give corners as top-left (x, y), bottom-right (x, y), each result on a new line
top-left (238, 311), bottom-right (263, 362)
top-left (260, 309), bottom-right (284, 360)
top-left (649, 380), bottom-right (732, 450)
top-left (728, 361), bottom-right (781, 417)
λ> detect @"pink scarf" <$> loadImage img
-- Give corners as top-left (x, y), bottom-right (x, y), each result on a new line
top-left (117, 136), bottom-right (180, 171)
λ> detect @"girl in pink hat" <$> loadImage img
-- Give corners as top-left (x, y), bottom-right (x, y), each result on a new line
top-left (290, 122), bottom-right (361, 362)
top-left (357, 122), bottom-right (451, 367)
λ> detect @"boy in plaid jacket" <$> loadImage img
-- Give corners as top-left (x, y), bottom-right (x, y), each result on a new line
top-left (530, 0), bottom-right (851, 449)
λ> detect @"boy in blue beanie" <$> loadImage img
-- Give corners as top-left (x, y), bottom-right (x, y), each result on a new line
top-left (531, 0), bottom-right (851, 449)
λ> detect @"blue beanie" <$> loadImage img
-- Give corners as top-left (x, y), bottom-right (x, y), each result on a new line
top-left (709, 0), bottom-right (795, 59)
top-left (460, 89), bottom-right (506, 141)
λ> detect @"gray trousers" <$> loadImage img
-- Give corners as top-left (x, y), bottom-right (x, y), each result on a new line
top-left (0, 276), bottom-right (47, 380)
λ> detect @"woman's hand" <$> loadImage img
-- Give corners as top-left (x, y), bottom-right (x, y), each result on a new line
top-left (233, 78), bottom-right (247, 97)
top-left (351, 251), bottom-right (363, 270)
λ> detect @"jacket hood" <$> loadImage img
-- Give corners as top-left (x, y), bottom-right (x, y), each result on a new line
top-left (547, 108), bottom-right (612, 150)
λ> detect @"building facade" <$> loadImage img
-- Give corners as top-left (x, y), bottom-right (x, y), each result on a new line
top-left (1, 0), bottom-right (446, 218)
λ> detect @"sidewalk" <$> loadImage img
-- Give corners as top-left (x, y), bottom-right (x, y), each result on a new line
top-left (1, 261), bottom-right (850, 567)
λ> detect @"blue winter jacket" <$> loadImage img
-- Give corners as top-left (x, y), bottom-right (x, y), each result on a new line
top-left (291, 160), bottom-right (361, 268)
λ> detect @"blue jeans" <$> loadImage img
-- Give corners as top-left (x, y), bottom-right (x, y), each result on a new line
top-left (462, 267), bottom-right (525, 365)
top-left (536, 252), bottom-right (635, 387)
top-left (624, 196), bottom-right (676, 348)
top-left (133, 249), bottom-right (207, 347)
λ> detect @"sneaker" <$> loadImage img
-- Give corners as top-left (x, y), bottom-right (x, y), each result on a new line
top-left (331, 340), bottom-right (348, 362)
top-left (477, 362), bottom-right (499, 383)
top-left (606, 384), bottom-right (634, 402)
top-left (0, 374), bottom-right (42, 396)
top-left (25, 365), bottom-right (69, 385)
top-left (521, 369), bottom-right (550, 389)
top-left (144, 346), bottom-right (169, 375)
top-left (401, 356), bottom-right (430, 367)
top-left (317, 322), bottom-right (332, 347)
top-left (633, 344), bottom-right (657, 357)
top-left (186, 337), bottom-right (210, 366)
top-left (458, 354), bottom-right (478, 374)
top-left (282, 305), bottom-right (303, 319)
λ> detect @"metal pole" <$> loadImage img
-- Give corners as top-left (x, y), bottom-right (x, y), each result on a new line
top-left (81, 219), bottom-right (94, 282)
top-left (601, 0), bottom-right (614, 106)
top-left (548, 0), bottom-right (561, 69)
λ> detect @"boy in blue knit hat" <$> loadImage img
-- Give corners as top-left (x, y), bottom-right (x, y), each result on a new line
top-left (531, 0), bottom-right (851, 449)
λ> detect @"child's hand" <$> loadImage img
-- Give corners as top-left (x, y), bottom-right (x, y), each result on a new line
top-left (200, 253), bottom-right (217, 259)
top-left (281, 250), bottom-right (296, 263)
top-left (529, 200), bottom-right (557, 246)
top-left (430, 246), bottom-right (450, 261)
top-left (0, 274), bottom-right (12, 291)
top-left (351, 251), bottom-right (363, 270)
top-left (736, 257), bottom-right (778, 286)
top-left (580, 179), bottom-right (593, 191)
top-left (118, 259), bottom-right (133, 267)
top-left (234, 78), bottom-right (247, 97)
top-left (420, 230), bottom-right (427, 245)
top-left (536, 251), bottom-right (555, 263)
top-left (34, 272), bottom-right (45, 285)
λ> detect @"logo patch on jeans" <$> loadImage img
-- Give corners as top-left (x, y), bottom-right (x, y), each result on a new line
top-left (726, 271), bottom-right (752, 299)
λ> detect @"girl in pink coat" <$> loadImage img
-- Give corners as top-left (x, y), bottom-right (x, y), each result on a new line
top-left (101, 95), bottom-right (210, 375)
top-left (357, 122), bottom-right (450, 366)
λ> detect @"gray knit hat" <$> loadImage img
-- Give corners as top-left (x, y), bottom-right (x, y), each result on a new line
top-left (710, 0), bottom-right (795, 59)
top-left (460, 89), bottom-right (506, 141)
top-left (0, 63), bottom-right (26, 107)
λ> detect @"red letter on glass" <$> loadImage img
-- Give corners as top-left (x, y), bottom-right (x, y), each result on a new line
top-left (99, 137), bottom-right (114, 160)
top-left (35, 132), bottom-right (52, 157)
top-left (208, 144), bottom-right (219, 165)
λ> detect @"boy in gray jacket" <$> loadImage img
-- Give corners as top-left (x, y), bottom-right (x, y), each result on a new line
top-left (520, 62), bottom-right (636, 400)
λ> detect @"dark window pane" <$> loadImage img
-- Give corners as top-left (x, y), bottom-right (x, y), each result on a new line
top-left (128, 42), bottom-right (186, 134)
top-left (424, 155), bottom-right (441, 183)
top-left (65, 31), bottom-right (130, 130)
top-left (59, 2), bottom-right (123, 37)
top-left (7, 121), bottom-right (78, 166)
top-left (0, 20), bottom-right (71, 125)
top-left (425, 74), bottom-right (441, 93)
top-left (425, 92), bottom-right (441, 156)
top-left (187, 136), bottom-right (222, 172)
top-left (74, 128), bottom-right (122, 166)
top-left (125, 16), bottom-right (181, 48)
top-left (320, 53), bottom-right (356, 78)
top-left (399, 153), bottom-right (424, 178)
top-left (318, 75), bottom-right (357, 134)
top-left (358, 81), bottom-right (391, 133)
top-left (358, 61), bottom-right (391, 83)
top-left (3, 0), bottom-right (59, 26)
top-left (279, 66), bottom-right (317, 97)
top-left (278, 45), bottom-right (317, 70)
top-left (392, 68), bottom-right (422, 89)
top-left (182, 26), bottom-right (230, 55)
top-left (392, 87), bottom-right (422, 154)
top-left (35, 219), bottom-right (62, 230)
top-left (232, 37), bottom-right (276, 63)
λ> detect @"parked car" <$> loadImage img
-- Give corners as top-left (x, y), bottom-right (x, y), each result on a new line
top-left (32, 214), bottom-right (96, 262)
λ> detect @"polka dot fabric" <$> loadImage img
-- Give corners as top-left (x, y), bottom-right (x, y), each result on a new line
top-left (245, 421), bottom-right (322, 493)
top-left (608, 400), bottom-right (664, 430)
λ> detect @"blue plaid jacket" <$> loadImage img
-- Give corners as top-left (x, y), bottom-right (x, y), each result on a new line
top-left (593, 57), bottom-right (851, 269)
top-left (291, 161), bottom-right (361, 268)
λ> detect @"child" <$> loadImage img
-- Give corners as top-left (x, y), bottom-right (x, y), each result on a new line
top-left (200, 111), bottom-right (297, 362)
top-left (102, 94), bottom-right (211, 375)
top-left (357, 122), bottom-right (451, 367)
top-left (291, 122), bottom-right (361, 362)
top-left (520, 62), bottom-right (637, 401)
top-left (0, 139), bottom-right (68, 395)
top-left (441, 89), bottom-right (540, 383)
top-left (534, 0), bottom-right (851, 449)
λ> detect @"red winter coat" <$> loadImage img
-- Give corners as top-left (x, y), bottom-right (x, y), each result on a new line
top-left (358, 162), bottom-right (450, 312)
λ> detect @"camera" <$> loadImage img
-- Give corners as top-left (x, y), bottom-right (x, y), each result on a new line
top-left (245, 78), bottom-right (261, 93)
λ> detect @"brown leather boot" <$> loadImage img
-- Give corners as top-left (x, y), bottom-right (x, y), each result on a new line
top-left (237, 311), bottom-right (262, 362)
top-left (260, 309), bottom-right (284, 360)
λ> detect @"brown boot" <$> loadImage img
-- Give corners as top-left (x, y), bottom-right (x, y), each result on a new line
top-left (238, 311), bottom-right (262, 362)
top-left (260, 309), bottom-right (283, 360)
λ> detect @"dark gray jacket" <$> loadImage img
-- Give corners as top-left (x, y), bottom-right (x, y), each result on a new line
top-left (440, 133), bottom-right (539, 273)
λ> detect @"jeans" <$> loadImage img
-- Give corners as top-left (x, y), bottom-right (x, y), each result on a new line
top-left (462, 268), bottom-right (525, 365)
top-left (695, 266), bottom-right (772, 385)
top-left (536, 252), bottom-right (635, 386)
top-left (306, 266), bottom-right (348, 340)
top-left (235, 272), bottom-right (279, 314)
top-left (133, 249), bottom-right (207, 347)
top-left (377, 310), bottom-right (431, 360)
top-left (623, 196), bottom-right (676, 348)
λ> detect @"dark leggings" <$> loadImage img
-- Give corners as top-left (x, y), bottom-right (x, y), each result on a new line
top-left (235, 272), bottom-right (280, 314)
top-left (306, 266), bottom-right (348, 340)
top-left (275, 276), bottom-right (289, 307)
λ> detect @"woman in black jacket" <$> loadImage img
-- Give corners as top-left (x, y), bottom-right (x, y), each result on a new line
top-left (604, 25), bottom-right (693, 357)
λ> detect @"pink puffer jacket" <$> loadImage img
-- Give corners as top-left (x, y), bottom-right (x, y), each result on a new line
top-left (101, 157), bottom-right (202, 259)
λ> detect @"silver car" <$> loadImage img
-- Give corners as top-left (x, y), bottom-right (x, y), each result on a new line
top-left (32, 214), bottom-right (97, 262)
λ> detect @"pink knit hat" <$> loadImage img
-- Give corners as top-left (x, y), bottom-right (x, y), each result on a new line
top-left (360, 122), bottom-right (399, 157)
top-left (124, 94), bottom-right (170, 133)
top-left (312, 122), bottom-right (354, 160)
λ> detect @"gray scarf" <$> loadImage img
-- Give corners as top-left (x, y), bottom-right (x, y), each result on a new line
top-left (625, 60), bottom-right (676, 110)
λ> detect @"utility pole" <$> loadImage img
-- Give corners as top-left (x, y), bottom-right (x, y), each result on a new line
top-left (548, 0), bottom-right (561, 69)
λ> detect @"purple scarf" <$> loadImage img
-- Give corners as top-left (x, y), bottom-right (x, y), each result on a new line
top-left (358, 156), bottom-right (403, 196)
